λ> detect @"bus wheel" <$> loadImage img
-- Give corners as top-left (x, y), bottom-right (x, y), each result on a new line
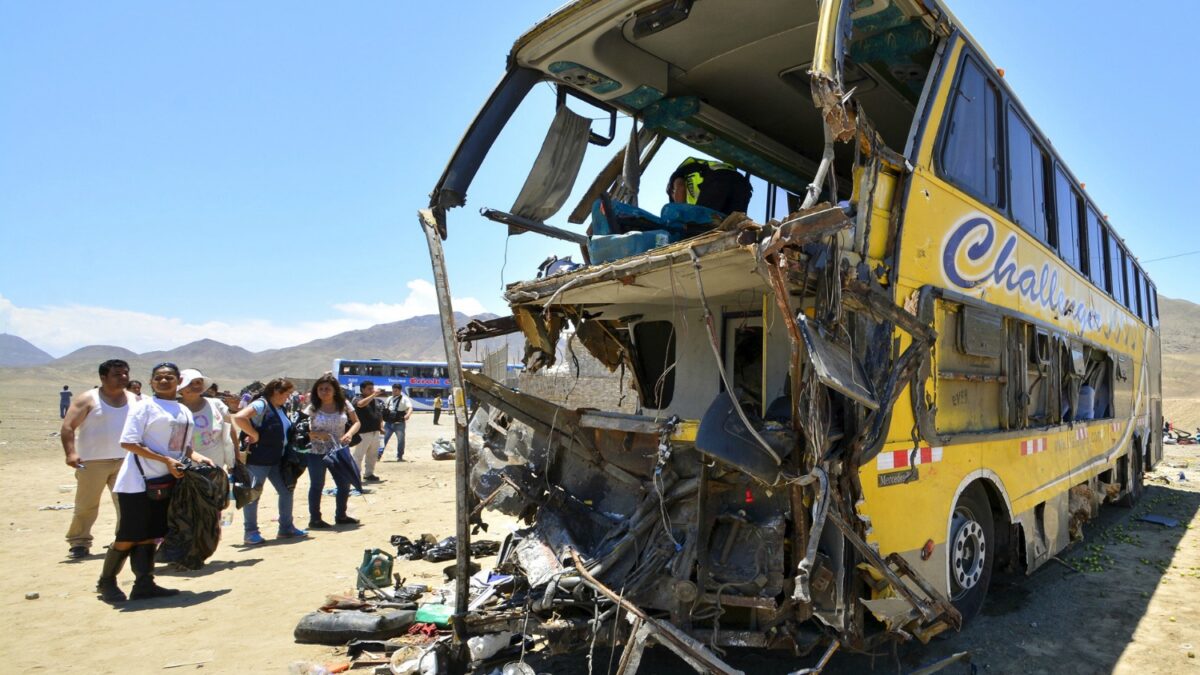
top-left (1118, 445), bottom-right (1144, 507)
top-left (948, 483), bottom-right (994, 622)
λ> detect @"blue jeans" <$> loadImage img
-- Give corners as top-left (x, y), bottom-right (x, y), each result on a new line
top-left (383, 420), bottom-right (407, 459)
top-left (243, 463), bottom-right (295, 534)
top-left (304, 452), bottom-right (349, 521)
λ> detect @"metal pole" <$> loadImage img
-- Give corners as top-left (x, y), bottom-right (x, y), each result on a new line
top-left (419, 208), bottom-right (473, 662)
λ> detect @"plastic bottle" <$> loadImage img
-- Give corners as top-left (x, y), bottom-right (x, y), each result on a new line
top-left (221, 509), bottom-right (234, 528)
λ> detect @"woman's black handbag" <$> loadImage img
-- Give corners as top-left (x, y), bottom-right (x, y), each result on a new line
top-left (281, 415), bottom-right (309, 492)
top-left (135, 456), bottom-right (176, 501)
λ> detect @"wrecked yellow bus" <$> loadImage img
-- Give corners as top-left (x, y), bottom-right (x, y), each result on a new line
top-left (417, 0), bottom-right (1163, 670)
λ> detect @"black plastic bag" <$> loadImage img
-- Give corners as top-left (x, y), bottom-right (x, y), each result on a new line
top-left (230, 462), bottom-right (263, 509)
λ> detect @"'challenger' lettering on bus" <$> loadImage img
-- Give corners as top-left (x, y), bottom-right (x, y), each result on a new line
top-left (941, 215), bottom-right (1106, 332)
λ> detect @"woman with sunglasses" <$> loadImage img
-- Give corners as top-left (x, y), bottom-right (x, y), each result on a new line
top-left (301, 373), bottom-right (362, 528)
top-left (231, 378), bottom-right (306, 545)
top-left (97, 362), bottom-right (213, 603)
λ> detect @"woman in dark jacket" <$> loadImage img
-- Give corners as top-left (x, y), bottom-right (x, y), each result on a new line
top-left (231, 378), bottom-right (305, 545)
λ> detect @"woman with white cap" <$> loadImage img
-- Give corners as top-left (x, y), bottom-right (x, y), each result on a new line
top-left (178, 369), bottom-right (238, 469)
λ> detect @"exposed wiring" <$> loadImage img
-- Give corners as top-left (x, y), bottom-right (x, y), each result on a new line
top-left (688, 247), bottom-right (784, 465)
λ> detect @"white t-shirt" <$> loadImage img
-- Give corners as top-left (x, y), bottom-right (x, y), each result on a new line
top-left (385, 394), bottom-right (413, 420)
top-left (189, 398), bottom-right (228, 461)
top-left (114, 397), bottom-right (194, 494)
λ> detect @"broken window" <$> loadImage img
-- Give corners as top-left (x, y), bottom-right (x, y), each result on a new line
top-left (1077, 348), bottom-right (1114, 421)
top-left (631, 320), bottom-right (677, 410)
top-left (939, 55), bottom-right (1004, 208)
top-left (935, 301), bottom-right (1007, 434)
top-left (722, 313), bottom-right (765, 416)
top-left (1061, 339), bottom-right (1084, 422)
top-left (1021, 326), bottom-right (1059, 427)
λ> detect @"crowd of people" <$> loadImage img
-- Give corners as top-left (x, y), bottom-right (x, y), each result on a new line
top-left (58, 360), bottom-right (414, 604)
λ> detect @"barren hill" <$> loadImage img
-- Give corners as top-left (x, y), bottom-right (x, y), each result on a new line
top-left (1160, 296), bottom-right (1200, 429)
top-left (0, 333), bottom-right (53, 367)
top-left (0, 313), bottom-right (520, 387)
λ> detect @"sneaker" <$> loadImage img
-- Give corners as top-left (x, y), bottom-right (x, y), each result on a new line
top-left (243, 531), bottom-right (266, 546)
top-left (308, 519), bottom-right (332, 529)
top-left (335, 515), bottom-right (361, 525)
top-left (69, 546), bottom-right (90, 559)
top-left (364, 474), bottom-right (381, 482)
top-left (277, 526), bottom-right (308, 539)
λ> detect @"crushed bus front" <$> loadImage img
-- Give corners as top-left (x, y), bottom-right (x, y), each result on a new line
top-left (416, 0), bottom-right (1156, 671)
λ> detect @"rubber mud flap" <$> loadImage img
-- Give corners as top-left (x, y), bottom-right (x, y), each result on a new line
top-left (293, 609), bottom-right (416, 645)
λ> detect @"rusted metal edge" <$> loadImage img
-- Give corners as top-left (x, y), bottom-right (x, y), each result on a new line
top-left (417, 208), bottom-right (474, 662)
top-left (457, 314), bottom-right (520, 343)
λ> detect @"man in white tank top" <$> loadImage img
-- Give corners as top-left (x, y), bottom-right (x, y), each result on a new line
top-left (60, 359), bottom-right (136, 559)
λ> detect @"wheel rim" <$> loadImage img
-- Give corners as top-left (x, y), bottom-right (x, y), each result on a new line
top-left (950, 507), bottom-right (986, 598)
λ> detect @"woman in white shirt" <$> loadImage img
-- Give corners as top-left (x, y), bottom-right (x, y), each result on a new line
top-left (96, 362), bottom-right (214, 604)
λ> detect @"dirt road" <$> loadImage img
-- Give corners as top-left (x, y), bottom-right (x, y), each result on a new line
top-left (2, 383), bottom-right (1199, 674)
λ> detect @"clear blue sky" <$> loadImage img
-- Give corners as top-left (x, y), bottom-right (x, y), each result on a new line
top-left (2, 1), bottom-right (1196, 355)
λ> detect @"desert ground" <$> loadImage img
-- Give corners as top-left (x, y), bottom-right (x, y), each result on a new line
top-left (3, 379), bottom-right (1200, 674)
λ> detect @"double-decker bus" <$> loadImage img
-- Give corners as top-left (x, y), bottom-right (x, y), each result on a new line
top-left (418, 0), bottom-right (1161, 665)
top-left (332, 359), bottom-right (481, 410)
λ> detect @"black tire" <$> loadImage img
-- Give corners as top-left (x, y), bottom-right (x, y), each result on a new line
top-left (948, 483), bottom-right (994, 623)
top-left (1117, 444), bottom-right (1144, 507)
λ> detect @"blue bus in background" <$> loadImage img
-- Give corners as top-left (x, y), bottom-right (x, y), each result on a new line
top-left (333, 359), bottom-right (481, 411)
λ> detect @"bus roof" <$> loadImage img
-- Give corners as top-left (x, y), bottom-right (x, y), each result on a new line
top-left (504, 0), bottom-right (1149, 275)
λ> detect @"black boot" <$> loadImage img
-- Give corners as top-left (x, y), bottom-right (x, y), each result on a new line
top-left (96, 546), bottom-right (130, 604)
top-left (128, 544), bottom-right (179, 600)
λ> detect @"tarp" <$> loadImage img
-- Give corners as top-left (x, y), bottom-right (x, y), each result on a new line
top-left (157, 464), bottom-right (230, 570)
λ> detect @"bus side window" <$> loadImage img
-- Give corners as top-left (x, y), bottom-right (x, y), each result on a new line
top-left (1052, 166), bottom-right (1081, 269)
top-left (1147, 279), bottom-right (1157, 327)
top-left (939, 56), bottom-right (1004, 208)
top-left (1107, 234), bottom-right (1127, 308)
top-left (1006, 108), bottom-right (1050, 243)
top-left (1085, 208), bottom-right (1108, 291)
top-left (1129, 258), bottom-right (1144, 321)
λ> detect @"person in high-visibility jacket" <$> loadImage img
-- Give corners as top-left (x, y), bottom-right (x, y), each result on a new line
top-left (666, 157), bottom-right (752, 216)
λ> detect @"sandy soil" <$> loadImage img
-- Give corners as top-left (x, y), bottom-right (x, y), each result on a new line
top-left (3, 381), bottom-right (1200, 674)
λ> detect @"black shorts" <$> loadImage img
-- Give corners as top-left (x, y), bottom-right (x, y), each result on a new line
top-left (115, 491), bottom-right (169, 542)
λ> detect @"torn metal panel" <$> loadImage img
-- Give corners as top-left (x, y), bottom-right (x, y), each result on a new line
top-left (457, 314), bottom-right (520, 343)
top-left (513, 305), bottom-right (564, 372)
top-left (810, 0), bottom-right (857, 142)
